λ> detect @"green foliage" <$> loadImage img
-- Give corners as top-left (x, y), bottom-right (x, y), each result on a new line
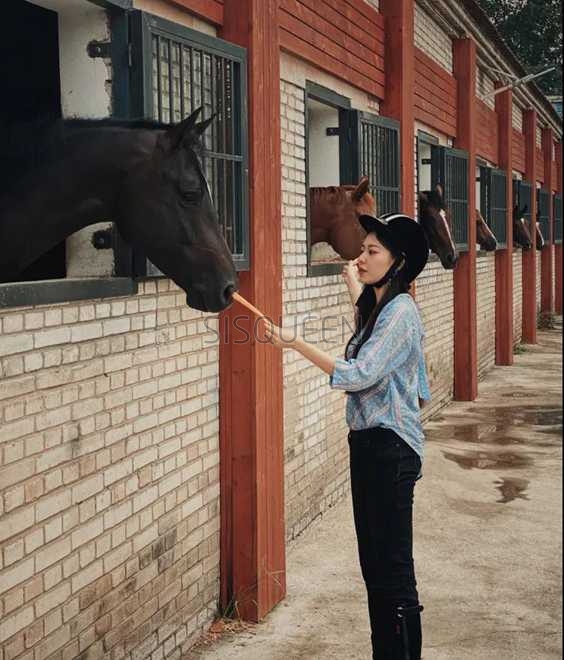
top-left (477, 0), bottom-right (562, 96)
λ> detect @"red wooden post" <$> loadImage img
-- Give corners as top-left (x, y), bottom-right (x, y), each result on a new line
top-left (494, 86), bottom-right (514, 365)
top-left (556, 141), bottom-right (563, 314)
top-left (218, 0), bottom-right (286, 622)
top-left (541, 127), bottom-right (554, 313)
top-left (452, 38), bottom-right (478, 401)
top-left (380, 0), bottom-right (414, 216)
top-left (522, 109), bottom-right (537, 343)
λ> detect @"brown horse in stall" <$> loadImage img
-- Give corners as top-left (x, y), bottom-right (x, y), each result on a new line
top-left (309, 176), bottom-right (376, 260)
top-left (475, 209), bottom-right (497, 251)
top-left (418, 184), bottom-right (458, 269)
top-left (513, 204), bottom-right (533, 249)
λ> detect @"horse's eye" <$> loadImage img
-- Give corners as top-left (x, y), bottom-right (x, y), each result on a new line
top-left (180, 189), bottom-right (201, 204)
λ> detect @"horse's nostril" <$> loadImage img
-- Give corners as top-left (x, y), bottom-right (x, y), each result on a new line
top-left (223, 283), bottom-right (236, 302)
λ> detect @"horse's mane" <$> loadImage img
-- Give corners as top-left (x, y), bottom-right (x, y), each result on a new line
top-left (309, 185), bottom-right (356, 202)
top-left (0, 116), bottom-right (172, 198)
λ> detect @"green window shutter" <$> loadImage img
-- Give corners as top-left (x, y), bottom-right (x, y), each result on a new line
top-left (516, 180), bottom-right (534, 235)
top-left (480, 166), bottom-right (508, 248)
top-left (129, 10), bottom-right (249, 274)
top-left (344, 111), bottom-right (401, 215)
top-left (537, 188), bottom-right (550, 244)
top-left (554, 194), bottom-right (562, 244)
top-left (431, 146), bottom-right (469, 249)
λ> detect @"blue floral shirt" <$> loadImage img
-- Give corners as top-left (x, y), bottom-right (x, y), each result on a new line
top-left (329, 293), bottom-right (430, 464)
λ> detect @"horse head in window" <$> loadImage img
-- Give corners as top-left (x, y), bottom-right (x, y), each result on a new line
top-left (418, 184), bottom-right (458, 269)
top-left (309, 176), bottom-right (376, 260)
top-left (0, 108), bottom-right (237, 312)
top-left (475, 209), bottom-right (497, 251)
top-left (512, 204), bottom-right (533, 250)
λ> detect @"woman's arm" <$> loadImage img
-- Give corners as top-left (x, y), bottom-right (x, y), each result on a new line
top-left (263, 321), bottom-right (336, 376)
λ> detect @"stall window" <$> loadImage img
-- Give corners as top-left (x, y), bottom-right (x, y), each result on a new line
top-left (129, 11), bottom-right (249, 273)
top-left (554, 194), bottom-right (562, 244)
top-left (305, 82), bottom-right (400, 276)
top-left (431, 146), bottom-right (469, 249)
top-left (537, 188), bottom-right (550, 245)
top-left (479, 166), bottom-right (508, 248)
top-left (514, 179), bottom-right (534, 238)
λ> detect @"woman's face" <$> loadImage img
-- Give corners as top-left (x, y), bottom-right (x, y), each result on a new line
top-left (356, 232), bottom-right (396, 284)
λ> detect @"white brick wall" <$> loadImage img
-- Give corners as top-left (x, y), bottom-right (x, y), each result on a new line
top-left (416, 260), bottom-right (455, 422)
top-left (512, 104), bottom-right (523, 132)
top-left (536, 251), bottom-right (542, 312)
top-left (0, 280), bottom-right (220, 660)
top-left (476, 67), bottom-right (496, 110)
top-left (281, 78), bottom-right (351, 540)
top-left (414, 2), bottom-right (454, 73)
top-left (513, 251), bottom-right (523, 344)
top-left (476, 253), bottom-right (496, 379)
top-left (536, 125), bottom-right (543, 149)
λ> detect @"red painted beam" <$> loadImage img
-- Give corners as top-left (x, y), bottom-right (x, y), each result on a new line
top-left (494, 86), bottom-right (514, 366)
top-left (541, 127), bottom-right (554, 313)
top-left (218, 0), bottom-right (285, 622)
top-left (522, 109), bottom-right (537, 343)
top-left (556, 142), bottom-right (563, 315)
top-left (380, 0), bottom-right (414, 216)
top-left (452, 38), bottom-right (478, 401)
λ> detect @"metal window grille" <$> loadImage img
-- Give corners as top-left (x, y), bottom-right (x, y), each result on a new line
top-left (554, 193), bottom-right (562, 244)
top-left (515, 180), bottom-right (533, 234)
top-left (431, 146), bottom-right (469, 249)
top-left (537, 188), bottom-right (550, 245)
top-left (479, 166), bottom-right (507, 248)
top-left (130, 11), bottom-right (249, 273)
top-left (344, 112), bottom-right (400, 215)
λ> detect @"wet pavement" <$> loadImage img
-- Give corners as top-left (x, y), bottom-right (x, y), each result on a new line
top-left (184, 321), bottom-right (562, 660)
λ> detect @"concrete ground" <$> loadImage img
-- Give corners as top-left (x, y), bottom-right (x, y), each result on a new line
top-left (185, 322), bottom-right (562, 660)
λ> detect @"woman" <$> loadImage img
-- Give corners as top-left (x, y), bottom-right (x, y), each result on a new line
top-left (264, 213), bottom-right (431, 659)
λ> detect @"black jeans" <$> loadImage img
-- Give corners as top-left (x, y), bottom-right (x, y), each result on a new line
top-left (348, 427), bottom-right (422, 659)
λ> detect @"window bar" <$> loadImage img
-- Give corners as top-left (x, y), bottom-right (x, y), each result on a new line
top-left (168, 39), bottom-right (174, 123)
top-left (156, 35), bottom-right (163, 122)
top-left (178, 44), bottom-right (185, 119)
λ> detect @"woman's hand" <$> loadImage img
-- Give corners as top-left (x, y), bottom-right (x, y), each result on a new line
top-left (263, 318), bottom-right (298, 349)
top-left (342, 259), bottom-right (360, 289)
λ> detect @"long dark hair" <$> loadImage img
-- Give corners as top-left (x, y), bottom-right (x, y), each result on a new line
top-left (345, 268), bottom-right (411, 361)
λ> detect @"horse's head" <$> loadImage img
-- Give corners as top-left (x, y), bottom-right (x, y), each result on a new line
top-left (116, 108), bottom-right (237, 312)
top-left (418, 184), bottom-right (458, 269)
top-left (535, 221), bottom-right (545, 250)
top-left (475, 209), bottom-right (497, 251)
top-left (512, 204), bottom-right (532, 250)
top-left (309, 176), bottom-right (376, 260)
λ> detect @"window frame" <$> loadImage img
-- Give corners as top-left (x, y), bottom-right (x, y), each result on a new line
top-left (431, 145), bottom-right (470, 251)
top-left (305, 81), bottom-right (352, 278)
top-left (537, 188), bottom-right (551, 246)
top-left (554, 193), bottom-right (562, 245)
top-left (479, 165), bottom-right (508, 249)
top-left (0, 2), bottom-right (139, 309)
top-left (127, 10), bottom-right (250, 274)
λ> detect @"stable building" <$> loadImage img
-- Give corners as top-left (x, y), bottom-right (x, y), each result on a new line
top-left (0, 1), bottom-right (561, 659)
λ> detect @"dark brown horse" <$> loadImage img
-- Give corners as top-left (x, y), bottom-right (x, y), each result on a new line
top-left (513, 204), bottom-right (533, 250)
top-left (309, 177), bottom-right (376, 260)
top-left (418, 184), bottom-right (458, 269)
top-left (475, 209), bottom-right (497, 251)
top-left (0, 108), bottom-right (237, 312)
top-left (534, 222), bottom-right (545, 250)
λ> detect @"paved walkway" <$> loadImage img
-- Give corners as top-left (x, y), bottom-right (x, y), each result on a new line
top-left (185, 322), bottom-right (562, 660)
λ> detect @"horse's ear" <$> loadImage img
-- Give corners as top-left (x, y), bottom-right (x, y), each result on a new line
top-left (194, 114), bottom-right (216, 136)
top-left (352, 176), bottom-right (370, 201)
top-left (418, 191), bottom-right (428, 203)
top-left (158, 107), bottom-right (203, 152)
top-left (434, 183), bottom-right (444, 199)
